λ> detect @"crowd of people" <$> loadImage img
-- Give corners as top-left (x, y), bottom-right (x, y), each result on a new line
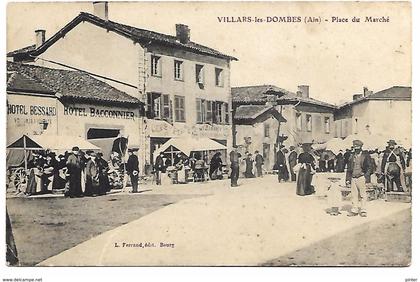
top-left (228, 139), bottom-right (412, 217)
top-left (153, 151), bottom-right (225, 185)
top-left (22, 146), bottom-right (138, 197)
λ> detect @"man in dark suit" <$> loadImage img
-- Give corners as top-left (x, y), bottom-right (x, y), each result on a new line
top-left (127, 149), bottom-right (140, 193)
top-left (229, 145), bottom-right (241, 187)
top-left (288, 146), bottom-right (298, 181)
top-left (276, 146), bottom-right (288, 182)
top-left (154, 152), bottom-right (165, 185)
top-left (346, 140), bottom-right (373, 217)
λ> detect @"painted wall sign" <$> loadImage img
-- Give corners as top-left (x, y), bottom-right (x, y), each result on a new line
top-left (63, 105), bottom-right (136, 120)
top-left (7, 102), bottom-right (57, 116)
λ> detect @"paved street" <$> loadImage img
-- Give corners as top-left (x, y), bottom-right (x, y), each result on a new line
top-left (15, 175), bottom-right (409, 266)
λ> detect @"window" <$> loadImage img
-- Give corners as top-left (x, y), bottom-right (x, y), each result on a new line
top-left (195, 64), bottom-right (205, 84)
top-left (324, 117), bottom-right (331, 134)
top-left (147, 92), bottom-right (161, 119)
top-left (215, 68), bottom-right (224, 87)
top-left (296, 113), bottom-right (302, 131)
top-left (196, 98), bottom-right (205, 123)
top-left (174, 60), bottom-right (183, 80)
top-left (146, 92), bottom-right (172, 121)
top-left (264, 123), bottom-right (270, 137)
top-left (174, 95), bottom-right (186, 122)
top-left (151, 55), bottom-right (161, 77)
top-left (214, 102), bottom-right (223, 124)
top-left (306, 114), bottom-right (312, 132)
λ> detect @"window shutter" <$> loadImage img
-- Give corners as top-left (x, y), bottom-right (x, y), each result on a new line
top-left (196, 98), bottom-right (202, 123)
top-left (169, 97), bottom-right (173, 123)
top-left (146, 93), bottom-right (153, 118)
top-left (161, 94), bottom-right (171, 121)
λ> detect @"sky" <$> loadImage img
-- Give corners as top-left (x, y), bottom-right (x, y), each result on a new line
top-left (6, 1), bottom-right (411, 105)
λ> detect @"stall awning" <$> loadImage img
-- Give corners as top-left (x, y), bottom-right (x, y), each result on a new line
top-left (7, 134), bottom-right (100, 151)
top-left (153, 137), bottom-right (227, 158)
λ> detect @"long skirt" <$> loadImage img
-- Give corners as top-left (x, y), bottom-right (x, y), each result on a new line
top-left (68, 171), bottom-right (83, 197)
top-left (296, 165), bottom-right (314, 196)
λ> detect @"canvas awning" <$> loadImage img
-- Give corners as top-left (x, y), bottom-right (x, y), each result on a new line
top-left (153, 137), bottom-right (227, 159)
top-left (7, 134), bottom-right (100, 151)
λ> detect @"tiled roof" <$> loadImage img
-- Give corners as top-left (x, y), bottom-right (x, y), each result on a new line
top-left (234, 105), bottom-right (287, 123)
top-left (7, 62), bottom-right (141, 106)
top-left (232, 85), bottom-right (294, 103)
top-left (235, 105), bottom-right (272, 119)
top-left (8, 13), bottom-right (237, 62)
top-left (339, 86), bottom-right (411, 108)
top-left (7, 70), bottom-right (55, 95)
top-left (232, 84), bottom-right (336, 109)
top-left (368, 86), bottom-right (411, 99)
top-left (7, 44), bottom-right (36, 57)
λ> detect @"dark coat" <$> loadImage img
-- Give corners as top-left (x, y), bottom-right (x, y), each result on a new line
top-left (381, 149), bottom-right (406, 172)
top-left (345, 151), bottom-right (373, 183)
top-left (127, 154), bottom-right (139, 174)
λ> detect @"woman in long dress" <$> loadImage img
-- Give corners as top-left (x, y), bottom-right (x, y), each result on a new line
top-left (244, 153), bottom-right (255, 178)
top-left (296, 144), bottom-right (316, 196)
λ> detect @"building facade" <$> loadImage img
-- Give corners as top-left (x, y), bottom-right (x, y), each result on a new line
top-left (7, 62), bottom-right (143, 161)
top-left (232, 85), bottom-right (336, 170)
top-left (7, 2), bottom-right (237, 173)
top-left (334, 86), bottom-right (412, 140)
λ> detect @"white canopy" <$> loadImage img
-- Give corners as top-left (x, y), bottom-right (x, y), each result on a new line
top-left (32, 135), bottom-right (100, 152)
top-left (153, 137), bottom-right (227, 159)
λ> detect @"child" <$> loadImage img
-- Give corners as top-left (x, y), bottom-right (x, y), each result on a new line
top-left (326, 176), bottom-right (343, 216)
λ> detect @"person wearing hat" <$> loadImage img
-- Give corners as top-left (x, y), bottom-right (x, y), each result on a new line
top-left (296, 143), bottom-right (316, 196)
top-left (288, 146), bottom-right (298, 181)
top-left (66, 146), bottom-right (84, 197)
top-left (95, 152), bottom-right (110, 195)
top-left (127, 148), bottom-right (140, 193)
top-left (229, 145), bottom-right (241, 187)
top-left (276, 145), bottom-right (289, 183)
top-left (381, 140), bottom-right (406, 192)
top-left (154, 152), bottom-right (165, 185)
top-left (84, 150), bottom-right (100, 196)
top-left (346, 140), bottom-right (373, 217)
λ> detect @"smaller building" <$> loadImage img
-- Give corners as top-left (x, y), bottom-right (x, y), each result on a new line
top-left (232, 85), bottom-right (336, 171)
top-left (7, 62), bottom-right (144, 161)
top-left (334, 86), bottom-right (412, 140)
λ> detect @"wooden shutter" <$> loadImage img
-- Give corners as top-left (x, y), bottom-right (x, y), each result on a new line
top-left (196, 98), bottom-right (202, 123)
top-left (161, 94), bottom-right (171, 121)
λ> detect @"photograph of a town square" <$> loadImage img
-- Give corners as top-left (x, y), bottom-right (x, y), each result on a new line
top-left (5, 1), bottom-right (412, 267)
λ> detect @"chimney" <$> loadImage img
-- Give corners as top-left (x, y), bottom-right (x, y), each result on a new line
top-left (176, 24), bottom-right (190, 44)
top-left (35, 29), bottom-right (46, 48)
top-left (363, 86), bottom-right (369, 97)
top-left (93, 1), bottom-right (109, 21)
top-left (297, 85), bottom-right (309, 98)
top-left (353, 94), bottom-right (363, 101)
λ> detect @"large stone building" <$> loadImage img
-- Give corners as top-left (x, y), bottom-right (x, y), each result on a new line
top-left (334, 86), bottom-right (412, 141)
top-left (232, 85), bottom-right (336, 171)
top-left (7, 2), bottom-right (237, 173)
